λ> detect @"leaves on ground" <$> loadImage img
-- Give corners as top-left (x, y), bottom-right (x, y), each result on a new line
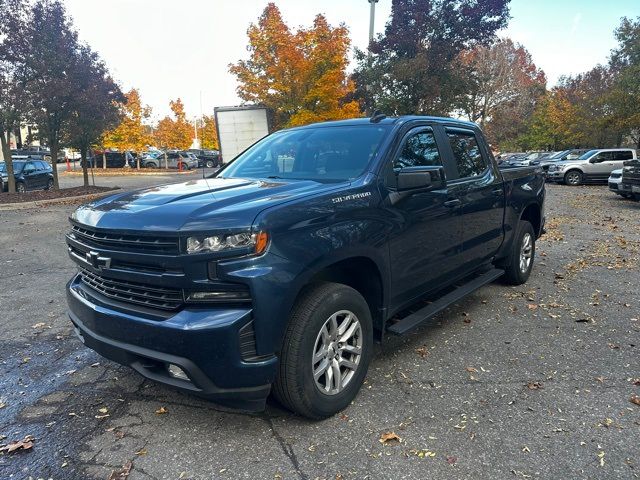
top-left (630, 394), bottom-right (640, 406)
top-left (155, 406), bottom-right (168, 415)
top-left (107, 460), bottom-right (133, 480)
top-left (0, 435), bottom-right (35, 454)
top-left (527, 381), bottom-right (543, 390)
top-left (379, 432), bottom-right (401, 445)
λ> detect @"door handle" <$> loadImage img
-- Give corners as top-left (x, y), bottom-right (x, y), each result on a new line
top-left (444, 199), bottom-right (461, 208)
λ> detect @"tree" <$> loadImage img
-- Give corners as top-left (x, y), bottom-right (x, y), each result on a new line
top-left (457, 38), bottom-right (546, 131)
top-left (0, 0), bottom-right (30, 193)
top-left (102, 89), bottom-right (151, 168)
top-left (66, 45), bottom-right (123, 186)
top-left (21, 0), bottom-right (81, 189)
top-left (154, 98), bottom-right (193, 152)
top-left (230, 3), bottom-right (360, 129)
top-left (352, 0), bottom-right (511, 116)
top-left (200, 115), bottom-right (219, 150)
top-left (609, 17), bottom-right (640, 148)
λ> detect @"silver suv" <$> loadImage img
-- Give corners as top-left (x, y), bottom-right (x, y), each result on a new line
top-left (547, 148), bottom-right (638, 185)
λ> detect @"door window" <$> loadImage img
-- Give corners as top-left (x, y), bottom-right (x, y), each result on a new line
top-left (447, 130), bottom-right (487, 178)
top-left (394, 130), bottom-right (441, 171)
top-left (592, 152), bottom-right (613, 162)
top-left (613, 151), bottom-right (633, 161)
top-left (23, 162), bottom-right (36, 174)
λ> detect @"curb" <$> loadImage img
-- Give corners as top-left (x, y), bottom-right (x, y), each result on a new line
top-left (0, 189), bottom-right (121, 211)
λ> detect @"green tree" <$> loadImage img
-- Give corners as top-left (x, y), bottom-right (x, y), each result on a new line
top-left (66, 46), bottom-right (123, 186)
top-left (352, 0), bottom-right (511, 116)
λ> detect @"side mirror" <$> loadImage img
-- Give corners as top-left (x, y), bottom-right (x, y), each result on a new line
top-left (396, 166), bottom-right (445, 191)
top-left (589, 157), bottom-right (597, 163)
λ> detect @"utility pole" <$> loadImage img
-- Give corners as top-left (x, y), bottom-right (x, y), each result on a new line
top-left (368, 0), bottom-right (379, 44)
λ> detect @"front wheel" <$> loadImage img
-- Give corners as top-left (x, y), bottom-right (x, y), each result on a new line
top-left (273, 282), bottom-right (373, 419)
top-left (45, 178), bottom-right (54, 190)
top-left (205, 159), bottom-right (214, 168)
top-left (564, 170), bottom-right (583, 186)
top-left (503, 221), bottom-right (536, 285)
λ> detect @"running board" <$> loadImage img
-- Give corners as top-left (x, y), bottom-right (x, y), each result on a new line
top-left (387, 268), bottom-right (504, 336)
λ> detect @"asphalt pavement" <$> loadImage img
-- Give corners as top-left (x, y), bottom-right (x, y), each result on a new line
top-left (0, 181), bottom-right (639, 480)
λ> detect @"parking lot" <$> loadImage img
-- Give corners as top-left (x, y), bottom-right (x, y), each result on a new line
top-left (0, 181), bottom-right (639, 479)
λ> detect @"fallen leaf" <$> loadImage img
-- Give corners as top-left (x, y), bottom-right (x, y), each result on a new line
top-left (598, 451), bottom-right (605, 467)
top-left (98, 407), bottom-right (108, 414)
top-left (446, 456), bottom-right (457, 465)
top-left (31, 323), bottom-right (47, 329)
top-left (135, 448), bottom-right (147, 456)
top-left (527, 304), bottom-right (538, 310)
top-left (630, 395), bottom-right (640, 406)
top-left (0, 402), bottom-right (6, 409)
top-left (415, 346), bottom-right (429, 358)
top-left (632, 379), bottom-right (640, 386)
top-left (0, 435), bottom-right (35, 454)
top-left (379, 432), bottom-right (401, 444)
top-left (107, 460), bottom-right (132, 480)
top-left (465, 367), bottom-right (477, 373)
top-left (155, 406), bottom-right (168, 415)
top-left (602, 418), bottom-right (613, 427)
top-left (527, 381), bottom-right (543, 390)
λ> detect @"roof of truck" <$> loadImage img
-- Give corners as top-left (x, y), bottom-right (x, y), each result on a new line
top-left (292, 115), bottom-right (479, 130)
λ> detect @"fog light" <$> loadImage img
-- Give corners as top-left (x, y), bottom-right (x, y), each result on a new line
top-left (186, 290), bottom-right (251, 302)
top-left (167, 364), bottom-right (189, 381)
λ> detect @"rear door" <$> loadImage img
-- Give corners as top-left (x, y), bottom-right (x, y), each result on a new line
top-left (444, 127), bottom-right (505, 269)
top-left (386, 126), bottom-right (465, 307)
top-left (22, 161), bottom-right (39, 189)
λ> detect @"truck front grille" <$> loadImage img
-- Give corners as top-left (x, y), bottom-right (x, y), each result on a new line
top-left (79, 268), bottom-right (183, 311)
top-left (71, 225), bottom-right (179, 254)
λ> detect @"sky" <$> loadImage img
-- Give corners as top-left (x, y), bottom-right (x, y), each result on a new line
top-left (63, 0), bottom-right (639, 120)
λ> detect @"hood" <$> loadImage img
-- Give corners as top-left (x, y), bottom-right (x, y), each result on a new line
top-left (71, 176), bottom-right (344, 232)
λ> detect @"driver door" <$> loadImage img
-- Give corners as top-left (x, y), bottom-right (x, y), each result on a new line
top-left (22, 162), bottom-right (38, 190)
top-left (385, 126), bottom-right (465, 308)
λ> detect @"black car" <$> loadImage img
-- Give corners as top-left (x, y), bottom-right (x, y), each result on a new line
top-left (84, 151), bottom-right (133, 168)
top-left (188, 149), bottom-right (221, 168)
top-left (1, 159), bottom-right (54, 192)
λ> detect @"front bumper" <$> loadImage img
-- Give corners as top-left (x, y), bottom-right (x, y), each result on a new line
top-left (546, 170), bottom-right (565, 182)
top-left (67, 275), bottom-right (277, 411)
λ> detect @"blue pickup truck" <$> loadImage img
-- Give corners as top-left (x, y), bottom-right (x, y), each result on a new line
top-left (65, 116), bottom-right (545, 419)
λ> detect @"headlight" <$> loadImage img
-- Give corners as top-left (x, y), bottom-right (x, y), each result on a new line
top-left (186, 231), bottom-right (269, 255)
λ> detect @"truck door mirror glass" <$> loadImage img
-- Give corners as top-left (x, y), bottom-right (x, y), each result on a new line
top-left (396, 166), bottom-right (445, 191)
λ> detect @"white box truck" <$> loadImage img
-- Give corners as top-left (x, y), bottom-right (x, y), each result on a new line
top-left (214, 106), bottom-right (271, 164)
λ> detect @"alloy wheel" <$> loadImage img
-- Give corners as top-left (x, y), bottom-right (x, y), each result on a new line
top-left (519, 232), bottom-right (533, 273)
top-left (312, 310), bottom-right (363, 395)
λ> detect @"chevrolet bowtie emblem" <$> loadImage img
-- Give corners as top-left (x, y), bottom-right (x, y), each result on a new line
top-left (85, 250), bottom-right (112, 270)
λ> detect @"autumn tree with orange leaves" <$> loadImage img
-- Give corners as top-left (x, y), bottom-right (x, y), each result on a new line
top-left (230, 3), bottom-right (360, 129)
top-left (102, 88), bottom-right (151, 169)
top-left (154, 98), bottom-right (193, 150)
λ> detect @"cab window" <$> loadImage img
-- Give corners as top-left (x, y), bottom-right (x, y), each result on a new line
top-left (446, 130), bottom-right (487, 179)
top-left (394, 130), bottom-right (441, 171)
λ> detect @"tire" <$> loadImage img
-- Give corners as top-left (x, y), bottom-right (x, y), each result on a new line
top-left (16, 182), bottom-right (26, 193)
top-left (205, 160), bottom-right (214, 168)
top-left (45, 178), bottom-right (53, 190)
top-left (145, 162), bottom-right (157, 169)
top-left (273, 282), bottom-right (373, 419)
top-left (564, 170), bottom-right (583, 186)
top-left (502, 221), bottom-right (535, 285)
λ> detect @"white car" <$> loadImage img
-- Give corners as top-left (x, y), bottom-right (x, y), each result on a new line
top-left (547, 148), bottom-right (638, 186)
top-left (608, 169), bottom-right (634, 198)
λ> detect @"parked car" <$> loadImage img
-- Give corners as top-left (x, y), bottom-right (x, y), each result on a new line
top-left (621, 159), bottom-right (640, 199)
top-left (538, 149), bottom-right (592, 174)
top-left (142, 151), bottom-right (198, 169)
top-left (0, 159), bottom-right (54, 192)
top-left (546, 148), bottom-right (638, 185)
top-left (608, 169), bottom-right (635, 199)
top-left (65, 115), bottom-right (545, 419)
top-left (189, 149), bottom-right (222, 168)
top-left (84, 151), bottom-right (134, 168)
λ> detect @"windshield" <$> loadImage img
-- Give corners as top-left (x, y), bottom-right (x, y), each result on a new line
top-left (0, 162), bottom-right (25, 173)
top-left (549, 150), bottom-right (570, 160)
top-left (578, 150), bottom-right (598, 160)
top-left (219, 125), bottom-right (390, 182)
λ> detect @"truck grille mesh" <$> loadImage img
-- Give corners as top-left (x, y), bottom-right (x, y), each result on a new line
top-left (79, 268), bottom-right (183, 310)
top-left (71, 225), bottom-right (179, 254)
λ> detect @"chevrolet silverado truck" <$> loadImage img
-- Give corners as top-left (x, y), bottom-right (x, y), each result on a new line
top-left (65, 116), bottom-right (545, 419)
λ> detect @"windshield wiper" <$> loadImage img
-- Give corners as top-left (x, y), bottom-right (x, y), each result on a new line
top-left (266, 175), bottom-right (283, 179)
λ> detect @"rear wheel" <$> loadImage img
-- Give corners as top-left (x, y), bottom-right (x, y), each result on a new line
top-left (503, 221), bottom-right (535, 285)
top-left (564, 170), bottom-right (583, 186)
top-left (16, 182), bottom-right (26, 193)
top-left (274, 283), bottom-right (373, 419)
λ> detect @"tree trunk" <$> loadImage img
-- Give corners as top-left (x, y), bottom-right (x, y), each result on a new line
top-left (80, 145), bottom-right (89, 187)
top-left (49, 141), bottom-right (60, 189)
top-left (0, 132), bottom-right (17, 193)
